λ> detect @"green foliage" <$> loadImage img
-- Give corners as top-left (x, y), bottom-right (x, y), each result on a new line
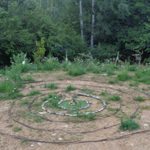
top-left (117, 72), bottom-right (131, 81)
top-left (120, 118), bottom-right (140, 131)
top-left (34, 38), bottom-right (46, 63)
top-left (77, 113), bottom-right (96, 121)
top-left (37, 57), bottom-right (60, 71)
top-left (86, 60), bottom-right (101, 74)
top-left (44, 83), bottom-right (58, 90)
top-left (65, 85), bottom-right (76, 92)
top-left (28, 90), bottom-right (41, 96)
top-left (0, 0), bottom-right (150, 64)
top-left (108, 95), bottom-right (121, 102)
top-left (134, 68), bottom-right (150, 84)
top-left (22, 112), bottom-right (44, 123)
top-left (44, 94), bottom-right (61, 109)
top-left (59, 100), bottom-right (88, 112)
top-left (0, 80), bottom-right (15, 93)
top-left (66, 61), bottom-right (86, 76)
top-left (13, 127), bottom-right (22, 132)
top-left (134, 96), bottom-right (145, 102)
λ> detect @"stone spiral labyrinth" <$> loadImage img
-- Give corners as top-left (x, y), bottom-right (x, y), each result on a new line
top-left (5, 73), bottom-right (150, 144)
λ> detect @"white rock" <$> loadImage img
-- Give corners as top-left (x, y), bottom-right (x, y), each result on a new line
top-left (58, 137), bottom-right (63, 141)
top-left (52, 133), bottom-right (56, 136)
top-left (37, 142), bottom-right (42, 146)
top-left (130, 143), bottom-right (134, 147)
top-left (39, 112), bottom-right (47, 115)
top-left (144, 124), bottom-right (149, 127)
top-left (64, 125), bottom-right (68, 128)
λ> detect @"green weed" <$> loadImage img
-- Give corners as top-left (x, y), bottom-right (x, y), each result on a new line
top-left (117, 72), bottom-right (131, 81)
top-left (77, 113), bottom-right (96, 121)
top-left (67, 62), bottom-right (86, 76)
top-left (13, 127), bottom-right (22, 132)
top-left (44, 94), bottom-right (61, 109)
top-left (22, 112), bottom-right (44, 123)
top-left (108, 95), bottom-right (121, 101)
top-left (28, 90), bottom-right (41, 96)
top-left (134, 96), bottom-right (145, 102)
top-left (65, 85), bottom-right (76, 92)
top-left (0, 80), bottom-right (15, 93)
top-left (134, 68), bottom-right (150, 84)
top-left (120, 118), bottom-right (140, 131)
top-left (44, 83), bottom-right (58, 90)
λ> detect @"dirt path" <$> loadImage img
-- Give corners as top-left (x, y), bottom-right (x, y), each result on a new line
top-left (0, 72), bottom-right (150, 150)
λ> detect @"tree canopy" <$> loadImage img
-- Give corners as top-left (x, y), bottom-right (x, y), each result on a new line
top-left (0, 0), bottom-right (150, 66)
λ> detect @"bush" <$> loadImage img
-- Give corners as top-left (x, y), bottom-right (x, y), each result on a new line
top-left (134, 68), bottom-right (150, 84)
top-left (86, 60), bottom-right (101, 74)
top-left (44, 83), bottom-right (58, 90)
top-left (34, 38), bottom-right (46, 63)
top-left (117, 72), bottom-right (131, 81)
top-left (67, 61), bottom-right (86, 76)
top-left (44, 94), bottom-right (61, 109)
top-left (120, 118), bottom-right (140, 131)
top-left (37, 57), bottom-right (60, 71)
top-left (0, 80), bottom-right (15, 93)
top-left (108, 95), bottom-right (121, 101)
top-left (134, 96), bottom-right (145, 102)
top-left (65, 85), bottom-right (76, 92)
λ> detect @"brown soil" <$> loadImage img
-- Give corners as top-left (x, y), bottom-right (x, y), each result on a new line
top-left (0, 71), bottom-right (150, 150)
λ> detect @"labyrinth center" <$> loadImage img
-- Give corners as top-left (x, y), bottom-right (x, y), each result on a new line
top-left (8, 73), bottom-right (149, 144)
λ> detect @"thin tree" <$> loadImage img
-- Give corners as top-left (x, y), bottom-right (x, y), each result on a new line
top-left (90, 0), bottom-right (95, 49)
top-left (79, 0), bottom-right (84, 40)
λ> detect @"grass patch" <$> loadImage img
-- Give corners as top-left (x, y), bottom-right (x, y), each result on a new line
top-left (120, 118), bottom-right (140, 131)
top-left (44, 83), bottom-right (58, 90)
top-left (22, 112), bottom-right (44, 123)
top-left (108, 79), bottom-right (118, 84)
top-left (0, 80), bottom-right (16, 93)
top-left (77, 113), bottom-right (96, 121)
top-left (100, 91), bottom-right (109, 96)
top-left (134, 69), bottom-right (150, 84)
top-left (65, 85), bottom-right (76, 92)
top-left (108, 95), bottom-right (121, 101)
top-left (44, 94), bottom-right (61, 109)
top-left (38, 57), bottom-right (60, 71)
top-left (28, 90), bottom-right (41, 96)
top-left (80, 88), bottom-right (94, 94)
top-left (134, 96), bottom-right (145, 102)
top-left (99, 63), bottom-right (117, 76)
top-left (141, 105), bottom-right (150, 110)
top-left (23, 75), bottom-right (35, 82)
top-left (20, 99), bottom-right (30, 106)
top-left (13, 127), bottom-right (22, 132)
top-left (67, 63), bottom-right (86, 76)
top-left (59, 100), bottom-right (88, 112)
top-left (129, 81), bottom-right (139, 87)
top-left (117, 72), bottom-right (131, 81)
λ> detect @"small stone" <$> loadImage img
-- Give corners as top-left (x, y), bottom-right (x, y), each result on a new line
top-left (130, 143), bottom-right (134, 147)
top-left (30, 144), bottom-right (34, 147)
top-left (120, 132), bottom-right (125, 134)
top-left (52, 133), bottom-right (56, 136)
top-left (64, 125), bottom-right (68, 128)
top-left (39, 112), bottom-right (46, 115)
top-left (144, 123), bottom-right (149, 128)
top-left (58, 137), bottom-right (63, 141)
top-left (37, 142), bottom-right (42, 146)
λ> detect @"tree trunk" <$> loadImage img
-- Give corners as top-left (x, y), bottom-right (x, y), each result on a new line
top-left (90, 0), bottom-right (95, 49)
top-left (79, 0), bottom-right (84, 40)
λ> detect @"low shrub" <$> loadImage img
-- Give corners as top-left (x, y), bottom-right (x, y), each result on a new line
top-left (120, 118), bottom-right (140, 131)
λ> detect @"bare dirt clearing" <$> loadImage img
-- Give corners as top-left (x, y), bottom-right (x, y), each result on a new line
top-left (0, 71), bottom-right (150, 150)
